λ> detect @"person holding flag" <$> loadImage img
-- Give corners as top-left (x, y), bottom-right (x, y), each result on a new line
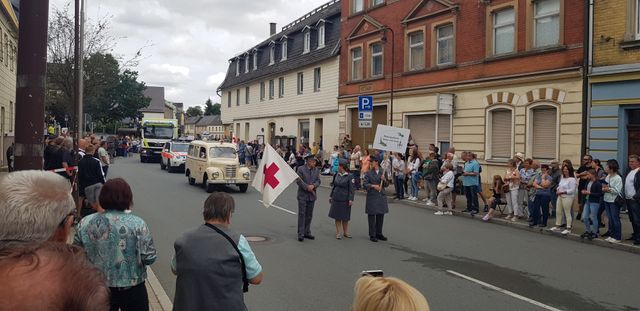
top-left (252, 144), bottom-right (300, 209)
top-left (296, 154), bottom-right (321, 241)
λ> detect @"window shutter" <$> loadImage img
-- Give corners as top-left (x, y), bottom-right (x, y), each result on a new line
top-left (532, 107), bottom-right (557, 159)
top-left (437, 115), bottom-right (451, 142)
top-left (407, 115), bottom-right (435, 150)
top-left (491, 109), bottom-right (512, 158)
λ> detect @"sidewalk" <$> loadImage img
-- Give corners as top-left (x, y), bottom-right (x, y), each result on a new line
top-left (266, 167), bottom-right (640, 254)
top-left (146, 268), bottom-right (173, 311)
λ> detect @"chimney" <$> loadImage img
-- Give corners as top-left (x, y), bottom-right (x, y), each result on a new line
top-left (270, 23), bottom-right (277, 36)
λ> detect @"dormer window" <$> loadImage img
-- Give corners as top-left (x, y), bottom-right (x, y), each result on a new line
top-left (303, 31), bottom-right (311, 54)
top-left (318, 24), bottom-right (325, 48)
top-left (253, 51), bottom-right (258, 70)
top-left (235, 59), bottom-right (240, 76)
top-left (244, 55), bottom-right (249, 73)
top-left (281, 40), bottom-right (288, 61)
top-left (269, 45), bottom-right (275, 65)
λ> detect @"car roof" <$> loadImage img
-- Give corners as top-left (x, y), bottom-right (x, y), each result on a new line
top-left (190, 140), bottom-right (237, 148)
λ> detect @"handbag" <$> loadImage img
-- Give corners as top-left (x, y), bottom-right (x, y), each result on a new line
top-left (501, 184), bottom-right (510, 193)
top-left (615, 195), bottom-right (626, 207)
top-left (437, 182), bottom-right (448, 191)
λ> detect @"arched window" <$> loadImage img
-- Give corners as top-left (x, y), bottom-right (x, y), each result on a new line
top-left (527, 103), bottom-right (559, 160)
top-left (486, 105), bottom-right (514, 160)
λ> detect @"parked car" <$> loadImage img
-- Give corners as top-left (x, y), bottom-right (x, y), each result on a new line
top-left (160, 141), bottom-right (189, 173)
top-left (185, 141), bottom-right (251, 193)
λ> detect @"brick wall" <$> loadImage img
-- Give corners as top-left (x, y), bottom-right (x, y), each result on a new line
top-left (593, 0), bottom-right (640, 66)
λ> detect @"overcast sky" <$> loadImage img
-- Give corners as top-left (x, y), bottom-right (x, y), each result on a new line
top-left (49, 0), bottom-right (330, 109)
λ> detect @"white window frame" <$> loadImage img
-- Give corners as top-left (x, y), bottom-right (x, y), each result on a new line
top-left (253, 52), bottom-right (258, 70)
top-left (281, 41), bottom-right (288, 61)
top-left (303, 31), bottom-right (311, 54)
top-left (372, 0), bottom-right (384, 7)
top-left (269, 46), bottom-right (275, 65)
top-left (269, 80), bottom-right (275, 99)
top-left (314, 67), bottom-right (321, 92)
top-left (408, 31), bottom-right (424, 71)
top-left (260, 82), bottom-right (265, 101)
top-left (493, 8), bottom-right (515, 55)
top-left (318, 24), bottom-right (326, 48)
top-left (245, 87), bottom-right (250, 104)
top-left (297, 72), bottom-right (304, 94)
top-left (245, 56), bottom-right (249, 73)
top-left (370, 42), bottom-right (383, 78)
top-left (227, 91), bottom-right (232, 107)
top-left (236, 89), bottom-right (240, 106)
top-left (484, 105), bottom-right (515, 160)
top-left (436, 24), bottom-right (454, 66)
top-left (351, 47), bottom-right (363, 81)
top-left (235, 60), bottom-right (240, 76)
top-left (278, 77), bottom-right (285, 98)
top-left (525, 102), bottom-right (560, 160)
top-left (533, 0), bottom-right (561, 48)
top-left (352, 0), bottom-right (364, 14)
top-left (636, 0), bottom-right (640, 39)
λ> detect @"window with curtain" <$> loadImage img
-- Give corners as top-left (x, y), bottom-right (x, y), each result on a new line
top-left (245, 56), bottom-right (249, 73)
top-left (318, 24), bottom-right (325, 48)
top-left (297, 72), bottom-right (304, 94)
top-left (236, 89), bottom-right (240, 106)
top-left (493, 8), bottom-right (515, 55)
top-left (282, 41), bottom-right (288, 61)
top-left (351, 47), bottom-right (363, 80)
top-left (437, 24), bottom-right (454, 65)
top-left (227, 91), bottom-right (232, 107)
top-left (534, 0), bottom-right (560, 47)
top-left (260, 82), bottom-right (265, 101)
top-left (245, 87), bottom-right (250, 104)
top-left (235, 60), bottom-right (239, 76)
top-left (531, 106), bottom-right (557, 159)
top-left (408, 31), bottom-right (424, 71)
top-left (303, 31), bottom-right (311, 53)
top-left (314, 67), bottom-right (321, 92)
top-left (269, 46), bottom-right (275, 65)
top-left (370, 42), bottom-right (383, 77)
top-left (253, 52), bottom-right (258, 70)
top-left (269, 80), bottom-right (274, 99)
top-left (279, 77), bottom-right (285, 98)
top-left (489, 108), bottom-right (513, 159)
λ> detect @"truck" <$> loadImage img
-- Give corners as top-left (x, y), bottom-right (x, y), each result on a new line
top-left (140, 118), bottom-right (178, 163)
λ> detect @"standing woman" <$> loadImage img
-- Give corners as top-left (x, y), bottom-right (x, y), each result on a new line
top-left (364, 156), bottom-right (389, 242)
top-left (503, 160), bottom-right (521, 221)
top-left (350, 145), bottom-right (362, 190)
top-left (602, 159), bottom-right (623, 243)
top-left (329, 159), bottom-right (355, 239)
top-left (330, 145), bottom-right (340, 175)
top-left (408, 149), bottom-right (423, 201)
top-left (529, 164), bottom-right (553, 227)
top-left (74, 178), bottom-right (157, 311)
top-left (392, 153), bottom-right (406, 200)
top-left (551, 164), bottom-right (577, 235)
top-left (360, 149), bottom-right (371, 183)
top-left (581, 169), bottom-right (603, 240)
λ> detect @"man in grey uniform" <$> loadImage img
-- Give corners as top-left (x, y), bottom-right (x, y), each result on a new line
top-left (296, 154), bottom-right (321, 242)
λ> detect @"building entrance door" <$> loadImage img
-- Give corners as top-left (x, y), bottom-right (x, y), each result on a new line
top-left (350, 105), bottom-right (387, 149)
top-left (268, 123), bottom-right (276, 146)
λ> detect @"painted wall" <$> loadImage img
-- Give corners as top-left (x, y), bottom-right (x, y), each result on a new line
top-left (592, 0), bottom-right (640, 67)
top-left (0, 8), bottom-right (17, 167)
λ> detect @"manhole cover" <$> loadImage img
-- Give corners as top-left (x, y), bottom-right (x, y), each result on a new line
top-left (245, 235), bottom-right (268, 242)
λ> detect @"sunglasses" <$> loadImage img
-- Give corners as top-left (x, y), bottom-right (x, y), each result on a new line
top-left (58, 212), bottom-right (76, 227)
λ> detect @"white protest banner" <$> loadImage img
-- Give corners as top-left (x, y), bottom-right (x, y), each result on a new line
top-left (372, 124), bottom-right (410, 154)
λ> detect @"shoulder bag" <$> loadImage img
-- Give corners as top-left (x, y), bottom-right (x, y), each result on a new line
top-left (204, 223), bottom-right (249, 293)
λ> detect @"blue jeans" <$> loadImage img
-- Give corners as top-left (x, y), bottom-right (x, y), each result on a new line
top-left (582, 202), bottom-right (600, 234)
top-left (394, 175), bottom-right (404, 199)
top-left (604, 201), bottom-right (621, 240)
top-left (411, 174), bottom-right (419, 198)
top-left (464, 185), bottom-right (479, 211)
top-left (530, 194), bottom-right (551, 226)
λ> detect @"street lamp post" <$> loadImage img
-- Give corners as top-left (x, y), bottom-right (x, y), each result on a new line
top-left (381, 27), bottom-right (395, 127)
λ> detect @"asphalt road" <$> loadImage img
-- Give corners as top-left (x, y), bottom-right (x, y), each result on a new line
top-left (110, 157), bottom-right (639, 311)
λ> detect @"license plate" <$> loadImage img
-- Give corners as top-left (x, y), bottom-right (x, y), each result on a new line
top-left (227, 180), bottom-right (235, 184)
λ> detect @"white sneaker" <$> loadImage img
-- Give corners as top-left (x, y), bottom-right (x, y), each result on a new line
top-left (504, 215), bottom-right (512, 220)
top-left (434, 211), bottom-right (444, 216)
top-left (604, 237), bottom-right (614, 242)
top-left (550, 227), bottom-right (560, 232)
top-left (511, 217), bottom-right (519, 222)
top-left (444, 211), bottom-right (453, 215)
top-left (410, 197), bottom-right (418, 201)
top-left (422, 198), bottom-right (428, 202)
top-left (608, 238), bottom-right (621, 243)
top-left (426, 202), bottom-right (436, 207)
top-left (561, 229), bottom-right (571, 235)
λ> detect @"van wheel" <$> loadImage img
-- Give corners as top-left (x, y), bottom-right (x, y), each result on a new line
top-left (204, 175), bottom-right (214, 193)
top-left (160, 162), bottom-right (166, 170)
top-left (167, 165), bottom-right (173, 173)
top-left (238, 184), bottom-right (248, 193)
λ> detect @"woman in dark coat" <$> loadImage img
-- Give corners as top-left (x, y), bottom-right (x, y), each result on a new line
top-left (329, 159), bottom-right (355, 239)
top-left (364, 155), bottom-right (389, 242)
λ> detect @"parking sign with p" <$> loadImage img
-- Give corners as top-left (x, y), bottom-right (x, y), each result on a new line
top-left (358, 96), bottom-right (373, 112)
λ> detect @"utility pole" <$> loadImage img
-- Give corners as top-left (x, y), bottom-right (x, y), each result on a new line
top-left (74, 0), bottom-right (85, 146)
top-left (14, 0), bottom-right (49, 170)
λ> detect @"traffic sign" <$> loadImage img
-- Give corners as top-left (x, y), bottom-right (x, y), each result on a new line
top-left (358, 96), bottom-right (373, 112)
top-left (359, 112), bottom-right (372, 119)
top-left (358, 120), bottom-right (372, 128)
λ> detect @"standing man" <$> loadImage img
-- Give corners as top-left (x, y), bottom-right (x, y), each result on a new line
top-left (98, 141), bottom-right (110, 177)
top-left (576, 155), bottom-right (593, 219)
top-left (296, 154), bottom-right (320, 242)
top-left (625, 154), bottom-right (640, 245)
top-left (6, 142), bottom-right (14, 172)
top-left (462, 152), bottom-right (481, 214)
top-left (364, 155), bottom-right (389, 242)
top-left (238, 141), bottom-right (246, 166)
top-left (549, 159), bottom-right (562, 216)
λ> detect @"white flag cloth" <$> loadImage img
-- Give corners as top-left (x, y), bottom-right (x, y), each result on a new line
top-left (252, 143), bottom-right (299, 207)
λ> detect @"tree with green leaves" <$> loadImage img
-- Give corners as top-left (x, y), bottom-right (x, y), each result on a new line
top-left (86, 68), bottom-right (151, 125)
top-left (204, 99), bottom-right (221, 116)
top-left (186, 106), bottom-right (204, 117)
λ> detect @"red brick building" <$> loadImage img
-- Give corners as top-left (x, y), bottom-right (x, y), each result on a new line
top-left (338, 0), bottom-right (585, 178)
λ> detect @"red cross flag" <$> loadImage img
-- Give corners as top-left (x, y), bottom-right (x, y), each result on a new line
top-left (252, 143), bottom-right (300, 207)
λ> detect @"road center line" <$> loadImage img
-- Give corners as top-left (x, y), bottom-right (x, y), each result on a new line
top-left (258, 200), bottom-right (297, 215)
top-left (446, 270), bottom-right (563, 311)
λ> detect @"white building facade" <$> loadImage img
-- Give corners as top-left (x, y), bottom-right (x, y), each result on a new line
top-left (0, 0), bottom-right (17, 168)
top-left (219, 0), bottom-right (341, 151)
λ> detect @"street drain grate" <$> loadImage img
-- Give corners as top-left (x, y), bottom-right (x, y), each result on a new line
top-left (245, 235), bottom-right (269, 243)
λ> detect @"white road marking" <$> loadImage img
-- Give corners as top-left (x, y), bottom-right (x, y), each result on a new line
top-left (258, 200), bottom-right (297, 215)
top-left (446, 270), bottom-right (564, 311)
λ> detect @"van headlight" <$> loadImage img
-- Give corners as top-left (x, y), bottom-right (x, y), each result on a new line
top-left (243, 172), bottom-right (250, 179)
top-left (212, 172), bottom-right (220, 179)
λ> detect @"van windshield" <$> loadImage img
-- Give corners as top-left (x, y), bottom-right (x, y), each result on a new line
top-left (143, 126), bottom-right (173, 139)
top-left (209, 147), bottom-right (236, 159)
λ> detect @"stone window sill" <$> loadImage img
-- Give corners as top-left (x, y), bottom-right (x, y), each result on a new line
top-left (621, 39), bottom-right (640, 50)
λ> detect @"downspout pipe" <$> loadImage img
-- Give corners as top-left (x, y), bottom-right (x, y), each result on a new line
top-left (581, 0), bottom-right (593, 157)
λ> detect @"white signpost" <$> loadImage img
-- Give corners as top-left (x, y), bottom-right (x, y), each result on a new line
top-left (358, 120), bottom-right (372, 128)
top-left (372, 124), bottom-right (411, 154)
